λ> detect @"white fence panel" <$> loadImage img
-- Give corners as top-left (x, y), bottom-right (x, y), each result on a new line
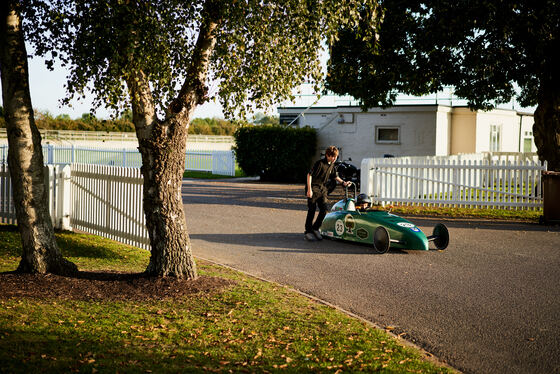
top-left (2, 160), bottom-right (237, 250)
top-left (70, 164), bottom-right (150, 250)
top-left (13, 144), bottom-right (236, 175)
top-left (361, 156), bottom-right (547, 210)
top-left (212, 150), bottom-right (236, 176)
top-left (0, 163), bottom-right (63, 225)
top-left (0, 163), bottom-right (15, 224)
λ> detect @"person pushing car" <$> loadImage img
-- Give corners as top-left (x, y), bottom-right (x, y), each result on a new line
top-left (305, 146), bottom-right (350, 241)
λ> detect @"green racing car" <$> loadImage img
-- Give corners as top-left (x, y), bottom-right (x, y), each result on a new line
top-left (319, 184), bottom-right (449, 254)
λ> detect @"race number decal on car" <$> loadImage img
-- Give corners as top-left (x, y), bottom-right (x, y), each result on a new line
top-left (397, 222), bottom-right (420, 232)
top-left (335, 219), bottom-right (345, 236)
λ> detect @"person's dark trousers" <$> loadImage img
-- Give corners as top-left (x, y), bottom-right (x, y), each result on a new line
top-left (305, 197), bottom-right (328, 233)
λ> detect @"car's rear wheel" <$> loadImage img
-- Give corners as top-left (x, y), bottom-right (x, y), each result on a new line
top-left (433, 223), bottom-right (449, 250)
top-left (373, 226), bottom-right (390, 254)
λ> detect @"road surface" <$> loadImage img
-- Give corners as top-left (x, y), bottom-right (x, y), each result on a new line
top-left (183, 179), bottom-right (560, 374)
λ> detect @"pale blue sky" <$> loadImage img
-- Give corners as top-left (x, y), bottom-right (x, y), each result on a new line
top-left (15, 54), bottom-right (226, 120)
top-left (2, 52), bottom-right (534, 120)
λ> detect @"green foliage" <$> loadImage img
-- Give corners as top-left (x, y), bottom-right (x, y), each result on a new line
top-left (189, 117), bottom-right (242, 136)
top-left (326, 0), bottom-right (560, 171)
top-left (253, 112), bottom-right (279, 126)
top-left (11, 111), bottom-right (240, 135)
top-left (234, 125), bottom-right (317, 182)
top-left (32, 110), bottom-right (135, 132)
top-left (327, 0), bottom-right (558, 110)
top-left (22, 0), bottom-right (379, 119)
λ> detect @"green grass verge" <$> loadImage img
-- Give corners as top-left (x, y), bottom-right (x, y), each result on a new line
top-left (388, 205), bottom-right (542, 221)
top-left (183, 165), bottom-right (247, 179)
top-left (0, 226), bottom-right (454, 373)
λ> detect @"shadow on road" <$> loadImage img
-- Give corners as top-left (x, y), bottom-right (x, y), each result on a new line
top-left (182, 180), bottom-right (306, 211)
top-left (405, 216), bottom-right (560, 233)
top-left (190, 232), bottom-right (414, 255)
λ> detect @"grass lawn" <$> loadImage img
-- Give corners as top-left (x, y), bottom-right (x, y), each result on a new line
top-left (0, 226), bottom-right (454, 373)
top-left (388, 204), bottom-right (542, 222)
top-left (183, 165), bottom-right (246, 179)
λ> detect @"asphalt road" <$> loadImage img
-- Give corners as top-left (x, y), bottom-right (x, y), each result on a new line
top-left (182, 179), bottom-right (560, 374)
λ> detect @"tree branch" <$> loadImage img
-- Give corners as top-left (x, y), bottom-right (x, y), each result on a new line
top-left (168, 0), bottom-right (223, 118)
top-left (126, 69), bottom-right (157, 141)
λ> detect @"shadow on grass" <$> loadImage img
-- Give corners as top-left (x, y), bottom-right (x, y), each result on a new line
top-left (0, 268), bottom-right (234, 302)
top-left (0, 328), bottom-right (243, 374)
top-left (0, 224), bottom-right (18, 232)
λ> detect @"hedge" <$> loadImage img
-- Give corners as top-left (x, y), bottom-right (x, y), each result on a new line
top-left (233, 125), bottom-right (317, 182)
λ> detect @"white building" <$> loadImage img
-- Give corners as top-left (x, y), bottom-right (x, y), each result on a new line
top-left (278, 104), bottom-right (535, 164)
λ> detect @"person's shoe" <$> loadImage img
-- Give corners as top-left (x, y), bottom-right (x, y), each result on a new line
top-left (313, 230), bottom-right (323, 241)
top-left (304, 232), bottom-right (316, 241)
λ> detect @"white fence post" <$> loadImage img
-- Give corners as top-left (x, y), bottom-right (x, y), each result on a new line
top-left (0, 162), bottom-right (16, 224)
top-left (360, 158), bottom-right (376, 197)
top-left (45, 165), bottom-right (56, 226)
top-left (58, 165), bottom-right (72, 230)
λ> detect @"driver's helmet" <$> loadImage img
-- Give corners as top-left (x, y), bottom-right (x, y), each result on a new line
top-left (356, 193), bottom-right (372, 208)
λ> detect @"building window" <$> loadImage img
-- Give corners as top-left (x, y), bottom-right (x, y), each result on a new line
top-left (279, 114), bottom-right (299, 126)
top-left (489, 124), bottom-right (501, 152)
top-left (375, 126), bottom-right (400, 144)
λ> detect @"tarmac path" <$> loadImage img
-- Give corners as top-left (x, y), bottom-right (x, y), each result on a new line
top-left (182, 178), bottom-right (560, 374)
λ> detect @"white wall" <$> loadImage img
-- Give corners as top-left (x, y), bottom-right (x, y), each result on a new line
top-left (279, 105), bottom-right (535, 167)
top-left (284, 106), bottom-right (443, 164)
top-left (519, 114), bottom-right (536, 152)
top-left (474, 108), bottom-right (528, 153)
top-left (450, 108), bottom-right (477, 154)
top-left (435, 107), bottom-right (453, 155)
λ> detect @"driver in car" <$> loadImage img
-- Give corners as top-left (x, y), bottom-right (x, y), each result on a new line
top-left (356, 193), bottom-right (372, 211)
top-left (356, 193), bottom-right (384, 211)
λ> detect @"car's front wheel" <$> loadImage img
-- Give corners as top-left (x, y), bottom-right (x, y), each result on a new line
top-left (373, 226), bottom-right (390, 254)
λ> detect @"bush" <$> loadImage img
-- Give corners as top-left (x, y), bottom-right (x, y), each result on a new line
top-left (234, 125), bottom-right (317, 182)
top-left (189, 117), bottom-right (243, 135)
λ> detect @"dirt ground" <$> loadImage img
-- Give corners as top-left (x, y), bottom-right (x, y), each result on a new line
top-left (0, 271), bottom-right (234, 302)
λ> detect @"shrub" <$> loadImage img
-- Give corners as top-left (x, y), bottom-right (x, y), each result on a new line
top-left (234, 125), bottom-right (317, 182)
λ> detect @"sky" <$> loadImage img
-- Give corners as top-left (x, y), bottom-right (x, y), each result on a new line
top-left (17, 54), bottom-right (226, 120)
top-left (2, 51), bottom-right (535, 121)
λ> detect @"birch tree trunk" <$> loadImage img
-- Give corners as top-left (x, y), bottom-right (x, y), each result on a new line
top-left (127, 1), bottom-right (222, 278)
top-left (0, 3), bottom-right (77, 275)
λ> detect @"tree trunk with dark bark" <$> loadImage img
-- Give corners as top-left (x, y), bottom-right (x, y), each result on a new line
top-left (0, 4), bottom-right (77, 275)
top-left (125, 1), bottom-right (222, 279)
top-left (138, 117), bottom-right (197, 278)
top-left (534, 83), bottom-right (560, 172)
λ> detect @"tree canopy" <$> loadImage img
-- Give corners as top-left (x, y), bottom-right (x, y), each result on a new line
top-left (328, 0), bottom-right (559, 109)
top-left (326, 0), bottom-right (560, 169)
top-left (25, 0), bottom-right (379, 118)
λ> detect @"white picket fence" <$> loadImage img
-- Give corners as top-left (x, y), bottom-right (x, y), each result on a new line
top-left (71, 164), bottom-right (149, 249)
top-left (0, 128), bottom-right (234, 144)
top-left (361, 155), bottom-right (547, 210)
top-left (0, 144), bottom-right (236, 176)
top-left (0, 163), bottom-right (68, 227)
top-left (1, 163), bottom-right (150, 249)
